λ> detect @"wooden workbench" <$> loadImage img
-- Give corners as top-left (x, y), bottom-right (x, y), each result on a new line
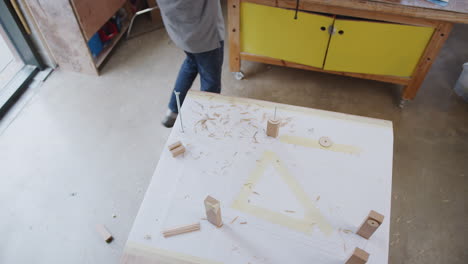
top-left (228, 0), bottom-right (468, 106)
top-left (121, 91), bottom-right (394, 263)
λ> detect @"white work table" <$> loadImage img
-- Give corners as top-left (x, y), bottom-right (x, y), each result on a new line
top-left (121, 91), bottom-right (394, 264)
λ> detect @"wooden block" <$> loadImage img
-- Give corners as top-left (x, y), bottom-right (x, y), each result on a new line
top-left (162, 223), bottom-right (200, 238)
top-left (356, 210), bottom-right (384, 239)
top-left (368, 210), bottom-right (384, 223)
top-left (345, 247), bottom-right (369, 264)
top-left (266, 119), bottom-right (280, 138)
top-left (171, 145), bottom-right (186, 157)
top-left (204, 195), bottom-right (223, 227)
top-left (96, 224), bottom-right (113, 243)
top-left (168, 141), bottom-right (182, 151)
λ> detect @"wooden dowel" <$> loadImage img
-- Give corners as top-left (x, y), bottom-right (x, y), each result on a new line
top-left (162, 223), bottom-right (200, 238)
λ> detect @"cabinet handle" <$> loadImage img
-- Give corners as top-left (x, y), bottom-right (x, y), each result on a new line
top-left (338, 30), bottom-right (344, 35)
top-left (320, 26), bottom-right (326, 31)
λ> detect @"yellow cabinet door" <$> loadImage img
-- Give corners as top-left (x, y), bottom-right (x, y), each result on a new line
top-left (241, 2), bottom-right (334, 68)
top-left (324, 19), bottom-right (434, 77)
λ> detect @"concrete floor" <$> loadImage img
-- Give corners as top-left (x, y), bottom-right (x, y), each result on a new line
top-left (0, 15), bottom-right (467, 264)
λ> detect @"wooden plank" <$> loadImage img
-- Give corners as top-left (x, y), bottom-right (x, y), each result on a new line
top-left (244, 0), bottom-right (439, 27)
top-left (370, 0), bottom-right (468, 14)
top-left (70, 0), bottom-right (126, 41)
top-left (228, 0), bottom-right (241, 72)
top-left (25, 0), bottom-right (97, 75)
top-left (240, 52), bottom-right (411, 85)
top-left (402, 21), bottom-right (453, 100)
top-left (244, 0), bottom-right (468, 24)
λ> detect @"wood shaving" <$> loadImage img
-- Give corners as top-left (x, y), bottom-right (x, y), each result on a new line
top-left (316, 196), bottom-right (321, 201)
top-left (240, 222), bottom-right (247, 224)
top-left (342, 229), bottom-right (353, 234)
top-left (284, 210), bottom-right (296, 213)
top-left (280, 117), bottom-right (293, 127)
top-left (253, 191), bottom-right (260, 195)
top-left (252, 131), bottom-right (259, 143)
top-left (194, 115), bottom-right (215, 131)
top-left (230, 216), bottom-right (239, 224)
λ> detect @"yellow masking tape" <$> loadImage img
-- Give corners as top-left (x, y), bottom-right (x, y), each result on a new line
top-left (232, 151), bottom-right (333, 235)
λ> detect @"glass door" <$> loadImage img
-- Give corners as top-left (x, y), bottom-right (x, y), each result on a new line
top-left (0, 0), bottom-right (44, 113)
top-left (0, 24), bottom-right (24, 92)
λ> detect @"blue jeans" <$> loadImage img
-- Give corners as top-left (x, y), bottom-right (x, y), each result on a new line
top-left (168, 42), bottom-right (224, 113)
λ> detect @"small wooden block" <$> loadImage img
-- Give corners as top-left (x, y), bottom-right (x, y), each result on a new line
top-left (345, 247), bottom-right (369, 264)
top-left (266, 119), bottom-right (280, 138)
top-left (171, 145), bottom-right (186, 157)
top-left (162, 223), bottom-right (200, 238)
top-left (168, 141), bottom-right (182, 151)
top-left (96, 224), bottom-right (113, 243)
top-left (204, 195), bottom-right (223, 227)
top-left (356, 210), bottom-right (384, 239)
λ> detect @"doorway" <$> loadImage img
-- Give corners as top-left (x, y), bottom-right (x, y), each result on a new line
top-left (0, 24), bottom-right (24, 93)
top-left (0, 0), bottom-right (43, 114)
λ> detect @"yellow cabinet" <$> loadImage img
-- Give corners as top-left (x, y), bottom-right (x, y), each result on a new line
top-left (240, 2), bottom-right (334, 68)
top-left (324, 19), bottom-right (435, 77)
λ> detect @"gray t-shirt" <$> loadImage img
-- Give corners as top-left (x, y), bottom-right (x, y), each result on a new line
top-left (156, 0), bottom-right (225, 53)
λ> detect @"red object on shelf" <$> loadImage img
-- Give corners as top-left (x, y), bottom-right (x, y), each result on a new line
top-left (98, 21), bottom-right (119, 43)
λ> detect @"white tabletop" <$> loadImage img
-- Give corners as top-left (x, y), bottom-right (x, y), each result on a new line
top-left (121, 91), bottom-right (394, 264)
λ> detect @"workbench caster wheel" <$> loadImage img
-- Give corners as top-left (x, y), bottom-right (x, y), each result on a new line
top-left (234, 71), bottom-right (244, 80)
top-left (399, 99), bottom-right (409, 108)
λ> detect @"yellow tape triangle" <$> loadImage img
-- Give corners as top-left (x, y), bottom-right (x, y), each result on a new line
top-left (232, 151), bottom-right (333, 235)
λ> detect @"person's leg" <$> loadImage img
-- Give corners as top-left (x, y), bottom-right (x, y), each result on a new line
top-left (193, 41), bottom-right (224, 94)
top-left (168, 53), bottom-right (198, 113)
top-left (163, 53), bottom-right (198, 128)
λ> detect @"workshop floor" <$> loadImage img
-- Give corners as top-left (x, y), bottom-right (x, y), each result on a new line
top-left (0, 18), bottom-right (467, 264)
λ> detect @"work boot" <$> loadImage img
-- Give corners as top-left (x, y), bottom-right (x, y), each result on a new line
top-left (161, 110), bottom-right (178, 128)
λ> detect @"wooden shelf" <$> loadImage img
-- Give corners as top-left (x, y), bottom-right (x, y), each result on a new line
top-left (94, 20), bottom-right (130, 68)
